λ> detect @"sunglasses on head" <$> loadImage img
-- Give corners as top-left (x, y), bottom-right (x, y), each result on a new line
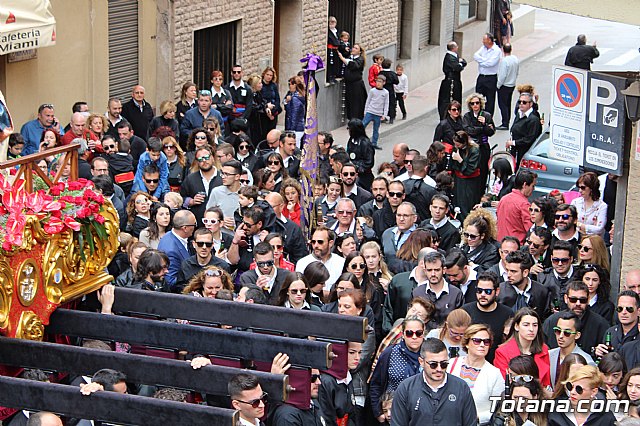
top-left (425, 360), bottom-right (449, 370)
top-left (475, 287), bottom-right (494, 295)
top-left (578, 244), bottom-right (592, 252)
top-left (257, 260), bottom-right (275, 268)
top-left (236, 391), bottom-right (268, 408)
top-left (565, 382), bottom-right (584, 395)
top-left (512, 375), bottom-right (534, 385)
top-left (555, 213), bottom-right (572, 220)
top-left (471, 337), bottom-right (492, 346)
top-left (290, 288), bottom-right (307, 294)
top-left (553, 326), bottom-right (577, 337)
top-left (329, 176), bottom-right (343, 184)
top-left (350, 263), bottom-right (366, 270)
top-left (195, 241), bottom-right (214, 248)
top-left (617, 306), bottom-right (636, 313)
top-left (404, 329), bottom-right (424, 338)
top-left (567, 296), bottom-right (588, 304)
top-left (202, 218), bottom-right (219, 225)
top-left (204, 269), bottom-right (223, 277)
top-left (145, 178), bottom-right (159, 184)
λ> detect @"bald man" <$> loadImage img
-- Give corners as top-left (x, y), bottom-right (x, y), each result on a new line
top-left (26, 412), bottom-right (63, 426)
top-left (625, 270), bottom-right (640, 295)
top-left (265, 192), bottom-right (308, 263)
top-left (158, 210), bottom-right (197, 291)
top-left (392, 143), bottom-right (409, 175)
top-left (61, 112), bottom-right (98, 146)
top-left (121, 85), bottom-right (154, 141)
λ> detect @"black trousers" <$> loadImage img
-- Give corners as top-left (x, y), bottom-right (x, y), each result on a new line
top-left (395, 92), bottom-right (406, 116)
top-left (476, 74), bottom-right (498, 116)
top-left (497, 85), bottom-right (515, 127)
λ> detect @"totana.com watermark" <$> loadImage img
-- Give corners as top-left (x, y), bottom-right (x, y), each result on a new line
top-left (489, 397), bottom-right (630, 414)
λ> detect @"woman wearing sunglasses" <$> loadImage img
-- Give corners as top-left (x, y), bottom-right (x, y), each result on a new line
top-left (139, 202), bottom-right (172, 250)
top-left (370, 317), bottom-right (425, 423)
top-left (274, 272), bottom-right (320, 311)
top-left (265, 152), bottom-right (288, 193)
top-left (202, 207), bottom-right (233, 259)
top-left (344, 251), bottom-right (384, 343)
top-left (185, 127), bottom-right (215, 171)
top-left (462, 93), bottom-right (495, 188)
top-left (551, 353), bottom-right (589, 396)
top-left (161, 136), bottom-right (187, 192)
top-left (548, 365), bottom-right (616, 426)
top-left (433, 101), bottom-right (464, 151)
top-left (526, 196), bottom-right (556, 239)
top-left (495, 307), bottom-right (551, 388)
top-left (426, 308), bottom-right (472, 358)
top-left (576, 264), bottom-right (614, 323)
top-left (126, 191), bottom-right (154, 238)
top-left (571, 172), bottom-right (608, 237)
top-left (461, 213), bottom-right (500, 272)
top-left (448, 324), bottom-right (504, 425)
top-left (182, 266), bottom-right (233, 298)
top-left (577, 235), bottom-right (610, 272)
top-left (231, 133), bottom-right (260, 174)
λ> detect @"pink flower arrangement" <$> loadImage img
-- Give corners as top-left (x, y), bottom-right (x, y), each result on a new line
top-left (0, 176), bottom-right (108, 256)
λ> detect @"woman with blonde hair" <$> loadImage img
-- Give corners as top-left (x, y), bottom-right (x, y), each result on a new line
top-left (87, 113), bottom-right (109, 140)
top-left (177, 81), bottom-right (198, 128)
top-left (448, 324), bottom-right (504, 425)
top-left (548, 365), bottom-right (616, 425)
top-left (426, 308), bottom-right (472, 358)
top-left (462, 93), bottom-right (495, 188)
top-left (182, 266), bottom-right (233, 298)
top-left (162, 136), bottom-right (187, 192)
top-left (577, 234), bottom-right (610, 271)
top-left (260, 66), bottom-right (281, 134)
top-left (461, 213), bottom-right (500, 271)
top-left (360, 241), bottom-right (393, 292)
top-left (148, 100), bottom-right (179, 139)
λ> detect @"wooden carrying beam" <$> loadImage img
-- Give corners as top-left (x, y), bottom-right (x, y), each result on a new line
top-left (46, 309), bottom-right (334, 370)
top-left (0, 376), bottom-right (238, 425)
top-left (112, 287), bottom-right (367, 342)
top-left (0, 338), bottom-right (289, 401)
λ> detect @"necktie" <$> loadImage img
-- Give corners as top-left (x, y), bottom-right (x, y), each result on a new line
top-left (514, 293), bottom-right (528, 312)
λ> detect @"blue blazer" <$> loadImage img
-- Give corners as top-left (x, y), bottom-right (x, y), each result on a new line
top-left (157, 231), bottom-right (191, 291)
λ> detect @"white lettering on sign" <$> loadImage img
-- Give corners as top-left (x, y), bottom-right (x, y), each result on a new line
top-left (590, 133), bottom-right (613, 144)
top-left (586, 146), bottom-right (618, 170)
top-left (589, 79), bottom-right (616, 123)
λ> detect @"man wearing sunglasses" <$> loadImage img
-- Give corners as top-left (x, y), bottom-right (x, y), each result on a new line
top-left (526, 226), bottom-right (552, 276)
top-left (548, 312), bottom-right (595, 385)
top-left (550, 204), bottom-right (581, 258)
top-left (542, 281), bottom-right (609, 353)
top-left (179, 145), bottom-right (222, 225)
top-left (228, 206), bottom-right (267, 276)
top-left (597, 291), bottom-right (639, 361)
top-left (228, 373), bottom-right (267, 426)
top-left (131, 138), bottom-right (169, 201)
top-left (175, 228), bottom-right (230, 291)
top-left (272, 367), bottom-right (324, 425)
top-left (505, 92), bottom-right (542, 169)
top-left (296, 226), bottom-right (345, 291)
top-left (341, 163), bottom-right (373, 211)
top-left (372, 180), bottom-right (405, 239)
top-left (536, 240), bottom-right (576, 306)
top-left (497, 250), bottom-right (550, 317)
top-left (462, 271), bottom-right (513, 363)
top-left (391, 337), bottom-right (477, 426)
top-left (396, 149), bottom-right (418, 181)
top-left (225, 65), bottom-right (254, 122)
top-left (206, 159), bottom-right (243, 228)
top-left (240, 242), bottom-right (288, 304)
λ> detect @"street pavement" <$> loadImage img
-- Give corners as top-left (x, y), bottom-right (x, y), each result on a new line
top-left (328, 7), bottom-right (640, 172)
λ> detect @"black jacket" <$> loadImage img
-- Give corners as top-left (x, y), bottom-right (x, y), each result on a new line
top-left (498, 279), bottom-right (551, 319)
top-left (120, 99), bottom-right (154, 142)
top-left (347, 186), bottom-right (373, 211)
top-left (548, 399), bottom-right (615, 425)
top-left (433, 116), bottom-right (464, 145)
top-left (564, 44), bottom-right (599, 70)
top-left (372, 201), bottom-right (396, 239)
top-left (225, 82), bottom-right (253, 120)
top-left (509, 112), bottom-right (542, 163)
top-left (346, 135), bottom-right (375, 175)
top-left (543, 309), bottom-right (609, 351)
top-left (179, 170), bottom-right (223, 225)
top-left (175, 254), bottom-right (231, 293)
top-left (239, 267), bottom-right (290, 305)
top-left (274, 217), bottom-right (309, 264)
top-left (462, 111), bottom-right (496, 144)
top-left (433, 220), bottom-right (461, 253)
top-left (272, 402), bottom-right (324, 426)
top-left (536, 267), bottom-right (576, 305)
top-left (604, 321), bottom-right (639, 352)
top-left (462, 241), bottom-right (500, 272)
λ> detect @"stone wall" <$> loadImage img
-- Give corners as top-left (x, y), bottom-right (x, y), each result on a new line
top-left (171, 0), bottom-right (274, 97)
top-left (302, 1), bottom-right (328, 61)
top-left (358, 0), bottom-right (399, 51)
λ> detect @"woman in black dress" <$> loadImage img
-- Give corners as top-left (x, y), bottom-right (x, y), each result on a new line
top-left (433, 101), bottom-right (464, 151)
top-left (450, 130), bottom-right (483, 220)
top-left (338, 43), bottom-right (367, 120)
top-left (346, 119), bottom-right (375, 191)
top-left (462, 93), bottom-right (495, 189)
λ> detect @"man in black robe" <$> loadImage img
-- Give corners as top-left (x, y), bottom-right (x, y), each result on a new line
top-left (437, 42), bottom-right (467, 120)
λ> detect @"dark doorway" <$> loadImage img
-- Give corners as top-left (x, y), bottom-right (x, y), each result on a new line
top-left (329, 0), bottom-right (357, 43)
top-left (193, 21), bottom-right (238, 90)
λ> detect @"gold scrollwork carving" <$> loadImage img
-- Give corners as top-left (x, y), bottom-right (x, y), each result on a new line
top-left (15, 311), bottom-right (44, 341)
top-left (17, 259), bottom-right (39, 307)
top-left (0, 260), bottom-right (13, 329)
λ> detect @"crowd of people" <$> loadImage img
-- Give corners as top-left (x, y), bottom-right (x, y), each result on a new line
top-left (2, 19), bottom-right (629, 426)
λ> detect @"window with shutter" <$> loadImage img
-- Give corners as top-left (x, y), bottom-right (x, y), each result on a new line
top-left (419, 0), bottom-right (432, 49)
top-left (108, 0), bottom-right (139, 102)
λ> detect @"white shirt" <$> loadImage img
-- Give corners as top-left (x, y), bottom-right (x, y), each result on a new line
top-left (394, 73), bottom-right (409, 94)
top-left (256, 267), bottom-right (277, 292)
top-left (238, 417), bottom-right (260, 426)
top-left (296, 253), bottom-right (345, 291)
top-left (430, 217), bottom-right (449, 229)
top-left (473, 43), bottom-right (502, 75)
top-left (513, 278), bottom-right (533, 304)
top-left (171, 229), bottom-right (189, 251)
top-left (497, 54), bottom-right (520, 88)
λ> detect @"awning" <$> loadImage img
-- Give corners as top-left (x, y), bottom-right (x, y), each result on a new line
top-left (0, 0), bottom-right (56, 55)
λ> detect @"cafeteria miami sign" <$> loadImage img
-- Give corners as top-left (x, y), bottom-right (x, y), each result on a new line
top-left (0, 0), bottom-right (56, 55)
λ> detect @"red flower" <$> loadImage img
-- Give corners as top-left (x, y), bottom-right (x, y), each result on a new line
top-left (95, 215), bottom-right (105, 225)
top-left (5, 214), bottom-right (26, 246)
top-left (67, 181), bottom-right (83, 191)
top-left (44, 217), bottom-right (65, 234)
top-left (49, 182), bottom-right (65, 196)
top-left (63, 216), bottom-right (81, 231)
top-left (76, 207), bottom-right (92, 219)
top-left (2, 241), bottom-right (12, 251)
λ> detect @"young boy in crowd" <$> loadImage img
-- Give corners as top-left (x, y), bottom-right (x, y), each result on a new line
top-left (131, 137), bottom-right (169, 200)
top-left (394, 64), bottom-right (409, 120)
top-left (379, 59), bottom-right (399, 124)
top-left (368, 53), bottom-right (384, 87)
top-left (109, 138), bottom-right (135, 195)
top-left (362, 75), bottom-right (389, 150)
top-left (338, 31), bottom-right (351, 77)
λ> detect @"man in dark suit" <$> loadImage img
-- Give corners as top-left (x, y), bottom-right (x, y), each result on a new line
top-left (179, 145), bottom-right (222, 225)
top-left (278, 132), bottom-right (301, 179)
top-left (425, 194), bottom-right (461, 253)
top-left (120, 85), bottom-right (154, 142)
top-left (240, 242), bottom-right (290, 305)
top-left (227, 206), bottom-right (267, 277)
top-left (176, 228), bottom-right (230, 292)
top-left (157, 210), bottom-right (197, 292)
top-left (564, 34), bottom-right (599, 70)
top-left (506, 92), bottom-right (543, 170)
top-left (341, 163), bottom-right (373, 211)
top-left (526, 226), bottom-right (553, 278)
top-left (537, 240), bottom-right (576, 306)
top-left (437, 41), bottom-right (467, 120)
top-left (445, 250), bottom-right (477, 304)
top-left (265, 192), bottom-right (308, 264)
top-left (229, 373), bottom-right (267, 426)
top-left (486, 236), bottom-right (521, 284)
top-left (498, 250), bottom-right (550, 318)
